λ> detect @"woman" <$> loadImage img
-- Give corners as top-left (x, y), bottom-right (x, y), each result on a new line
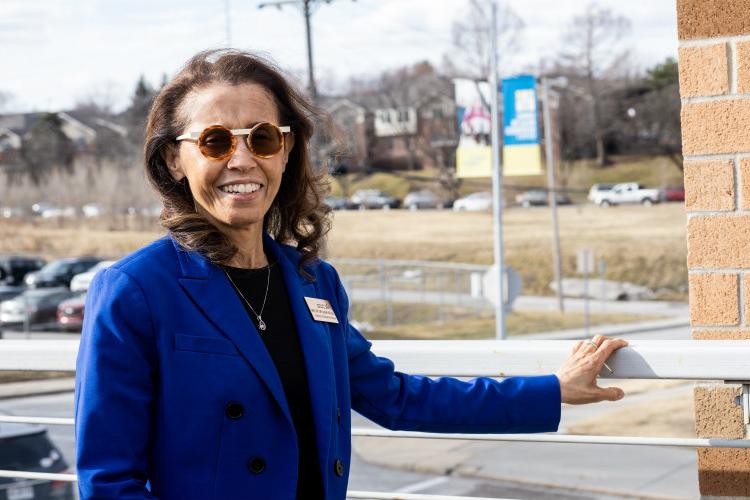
top-left (74, 49), bottom-right (627, 500)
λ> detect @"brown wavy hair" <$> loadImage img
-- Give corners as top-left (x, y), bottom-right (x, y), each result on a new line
top-left (144, 49), bottom-right (330, 276)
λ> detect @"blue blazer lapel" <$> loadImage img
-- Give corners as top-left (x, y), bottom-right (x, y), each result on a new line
top-left (265, 235), bottom-right (334, 490)
top-left (171, 237), bottom-right (292, 425)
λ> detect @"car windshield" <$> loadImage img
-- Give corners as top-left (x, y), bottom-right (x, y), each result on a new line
top-left (39, 260), bottom-right (71, 274)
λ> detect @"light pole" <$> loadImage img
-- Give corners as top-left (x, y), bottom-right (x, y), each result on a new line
top-left (489, 1), bottom-right (506, 340)
top-left (541, 76), bottom-right (568, 313)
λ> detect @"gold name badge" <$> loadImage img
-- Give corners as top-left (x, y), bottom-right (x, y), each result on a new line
top-left (304, 297), bottom-right (339, 324)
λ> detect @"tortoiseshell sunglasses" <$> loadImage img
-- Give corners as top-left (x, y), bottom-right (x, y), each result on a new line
top-left (176, 122), bottom-right (291, 161)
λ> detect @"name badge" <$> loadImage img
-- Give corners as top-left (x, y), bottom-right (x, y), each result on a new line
top-left (304, 297), bottom-right (339, 324)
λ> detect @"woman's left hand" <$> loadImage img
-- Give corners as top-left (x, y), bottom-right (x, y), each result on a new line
top-left (554, 335), bottom-right (628, 405)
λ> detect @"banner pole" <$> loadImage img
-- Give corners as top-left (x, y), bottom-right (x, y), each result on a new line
top-left (489, 1), bottom-right (506, 340)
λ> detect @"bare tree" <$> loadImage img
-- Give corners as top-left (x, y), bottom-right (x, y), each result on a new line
top-left (445, 0), bottom-right (524, 81)
top-left (559, 3), bottom-right (631, 167)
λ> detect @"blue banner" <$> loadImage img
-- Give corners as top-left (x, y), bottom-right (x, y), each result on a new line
top-left (501, 75), bottom-right (542, 175)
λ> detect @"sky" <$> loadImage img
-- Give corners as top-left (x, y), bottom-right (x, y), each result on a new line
top-left (1, 0), bottom-right (678, 113)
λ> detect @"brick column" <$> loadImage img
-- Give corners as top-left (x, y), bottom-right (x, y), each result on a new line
top-left (677, 0), bottom-right (750, 496)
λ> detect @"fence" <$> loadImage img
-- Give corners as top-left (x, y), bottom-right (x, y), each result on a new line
top-left (0, 339), bottom-right (749, 499)
top-left (331, 258), bottom-right (493, 327)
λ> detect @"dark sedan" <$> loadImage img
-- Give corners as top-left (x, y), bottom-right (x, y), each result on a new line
top-left (0, 423), bottom-right (74, 499)
top-left (0, 288), bottom-right (77, 329)
top-left (0, 256), bottom-right (45, 287)
top-left (24, 257), bottom-right (101, 289)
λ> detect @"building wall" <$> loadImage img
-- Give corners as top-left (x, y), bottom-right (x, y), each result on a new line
top-left (677, 0), bottom-right (750, 496)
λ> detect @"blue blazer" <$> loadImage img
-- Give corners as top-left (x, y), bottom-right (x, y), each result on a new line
top-left (75, 234), bottom-right (561, 500)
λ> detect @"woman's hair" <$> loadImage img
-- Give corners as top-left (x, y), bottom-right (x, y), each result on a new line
top-left (144, 49), bottom-right (330, 276)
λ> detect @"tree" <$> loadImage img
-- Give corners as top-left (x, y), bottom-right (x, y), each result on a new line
top-left (558, 3), bottom-right (632, 167)
top-left (623, 58), bottom-right (682, 171)
top-left (124, 75), bottom-right (157, 150)
top-left (19, 113), bottom-right (76, 185)
top-left (445, 0), bottom-right (524, 81)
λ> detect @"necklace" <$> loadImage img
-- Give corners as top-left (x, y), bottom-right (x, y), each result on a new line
top-left (223, 264), bottom-right (271, 332)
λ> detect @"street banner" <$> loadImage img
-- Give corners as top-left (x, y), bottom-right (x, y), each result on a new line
top-left (454, 78), bottom-right (492, 178)
top-left (501, 75), bottom-right (543, 176)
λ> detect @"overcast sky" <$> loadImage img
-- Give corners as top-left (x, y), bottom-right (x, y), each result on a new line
top-left (2, 0), bottom-right (678, 113)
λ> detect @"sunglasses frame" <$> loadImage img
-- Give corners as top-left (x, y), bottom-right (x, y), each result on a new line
top-left (175, 122), bottom-right (292, 161)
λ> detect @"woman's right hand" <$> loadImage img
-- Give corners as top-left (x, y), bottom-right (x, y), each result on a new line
top-left (554, 335), bottom-right (628, 405)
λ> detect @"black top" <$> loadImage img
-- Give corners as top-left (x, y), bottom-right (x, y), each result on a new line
top-left (222, 258), bottom-right (324, 500)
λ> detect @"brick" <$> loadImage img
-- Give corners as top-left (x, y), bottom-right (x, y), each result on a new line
top-left (694, 385), bottom-right (744, 438)
top-left (741, 159), bottom-right (750, 210)
top-left (682, 100), bottom-right (750, 156)
top-left (678, 44), bottom-right (729, 97)
top-left (738, 41), bottom-right (750, 94)
top-left (677, 0), bottom-right (750, 40)
top-left (692, 329), bottom-right (750, 340)
top-left (687, 216), bottom-right (750, 268)
top-left (684, 160), bottom-right (735, 211)
top-left (698, 448), bottom-right (750, 496)
top-left (688, 273), bottom-right (739, 326)
top-left (746, 275), bottom-right (750, 326)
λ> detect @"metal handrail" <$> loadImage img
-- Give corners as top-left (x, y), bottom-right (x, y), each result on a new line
top-left (4, 339), bottom-right (750, 381)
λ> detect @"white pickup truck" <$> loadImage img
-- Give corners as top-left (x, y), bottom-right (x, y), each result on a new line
top-left (592, 182), bottom-right (661, 206)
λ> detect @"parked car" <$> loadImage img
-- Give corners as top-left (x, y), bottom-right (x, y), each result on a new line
top-left (0, 256), bottom-right (45, 286)
top-left (70, 260), bottom-right (115, 293)
top-left (0, 422), bottom-right (74, 499)
top-left (515, 189), bottom-right (572, 207)
top-left (587, 183), bottom-right (615, 203)
top-left (660, 185), bottom-right (685, 202)
top-left (57, 293), bottom-right (86, 332)
top-left (0, 288), bottom-right (76, 328)
top-left (24, 257), bottom-right (101, 289)
top-left (453, 191), bottom-right (494, 211)
top-left (349, 189), bottom-right (400, 210)
top-left (403, 190), bottom-right (452, 210)
top-left (0, 286), bottom-right (24, 304)
top-left (591, 182), bottom-right (661, 206)
top-left (40, 206), bottom-right (76, 218)
top-left (81, 203), bottom-right (105, 218)
top-left (323, 196), bottom-right (353, 210)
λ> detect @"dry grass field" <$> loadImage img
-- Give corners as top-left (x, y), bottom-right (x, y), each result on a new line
top-left (0, 202), bottom-right (687, 297)
top-left (327, 203), bottom-right (687, 297)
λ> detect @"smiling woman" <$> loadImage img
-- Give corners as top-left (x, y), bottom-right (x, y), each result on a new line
top-left (74, 49), bottom-right (627, 500)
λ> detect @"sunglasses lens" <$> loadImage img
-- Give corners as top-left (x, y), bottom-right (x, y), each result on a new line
top-left (199, 127), bottom-right (234, 159)
top-left (250, 123), bottom-right (283, 157)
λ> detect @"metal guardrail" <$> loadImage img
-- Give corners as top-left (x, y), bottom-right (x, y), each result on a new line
top-left (1, 338), bottom-right (749, 499)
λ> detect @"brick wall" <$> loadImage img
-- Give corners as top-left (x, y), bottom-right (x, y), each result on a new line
top-left (677, 0), bottom-right (750, 496)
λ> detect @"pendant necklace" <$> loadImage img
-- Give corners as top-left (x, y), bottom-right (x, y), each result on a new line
top-left (223, 263), bottom-right (271, 332)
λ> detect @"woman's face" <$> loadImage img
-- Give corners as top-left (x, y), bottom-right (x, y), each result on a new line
top-left (166, 82), bottom-right (293, 230)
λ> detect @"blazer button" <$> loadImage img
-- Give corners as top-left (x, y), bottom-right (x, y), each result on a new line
top-left (334, 459), bottom-right (344, 477)
top-left (247, 457), bottom-right (266, 474)
top-left (225, 402), bottom-right (244, 420)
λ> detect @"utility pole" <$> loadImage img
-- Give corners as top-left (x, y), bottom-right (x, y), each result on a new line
top-left (489, 1), bottom-right (506, 340)
top-left (225, 0), bottom-right (232, 47)
top-left (258, 0), bottom-right (354, 100)
top-left (541, 76), bottom-right (566, 313)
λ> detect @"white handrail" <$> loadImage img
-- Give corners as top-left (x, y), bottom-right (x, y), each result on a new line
top-left (3, 339), bottom-right (750, 380)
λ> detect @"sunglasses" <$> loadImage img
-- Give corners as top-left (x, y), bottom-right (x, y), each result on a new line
top-left (175, 122), bottom-right (291, 161)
